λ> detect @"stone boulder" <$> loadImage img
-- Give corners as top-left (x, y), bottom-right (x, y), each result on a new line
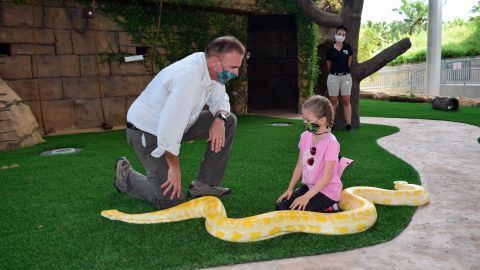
top-left (0, 78), bottom-right (44, 152)
top-left (458, 97), bottom-right (480, 107)
top-left (388, 95), bottom-right (428, 103)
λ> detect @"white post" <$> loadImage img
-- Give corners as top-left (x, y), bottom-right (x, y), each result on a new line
top-left (426, 0), bottom-right (442, 96)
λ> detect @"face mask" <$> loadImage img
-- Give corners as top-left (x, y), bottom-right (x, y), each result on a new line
top-left (215, 62), bottom-right (237, 85)
top-left (304, 122), bottom-right (320, 133)
top-left (335, 35), bottom-right (345, 43)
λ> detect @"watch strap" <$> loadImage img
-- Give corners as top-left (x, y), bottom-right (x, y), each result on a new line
top-left (216, 113), bottom-right (228, 122)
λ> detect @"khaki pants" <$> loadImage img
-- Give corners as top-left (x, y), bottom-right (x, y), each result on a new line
top-left (327, 74), bottom-right (352, 96)
top-left (122, 111), bottom-right (237, 209)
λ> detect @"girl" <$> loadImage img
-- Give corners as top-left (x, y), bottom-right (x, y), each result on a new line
top-left (276, 95), bottom-right (343, 212)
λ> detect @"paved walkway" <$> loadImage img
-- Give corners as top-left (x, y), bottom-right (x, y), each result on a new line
top-left (205, 116), bottom-right (480, 270)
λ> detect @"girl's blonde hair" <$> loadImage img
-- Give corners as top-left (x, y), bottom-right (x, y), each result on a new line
top-left (302, 95), bottom-right (334, 128)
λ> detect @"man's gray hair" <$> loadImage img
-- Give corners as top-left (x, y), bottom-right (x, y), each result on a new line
top-left (205, 36), bottom-right (245, 58)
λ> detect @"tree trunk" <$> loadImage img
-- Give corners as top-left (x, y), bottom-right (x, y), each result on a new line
top-left (314, 41), bottom-right (332, 96)
top-left (298, 0), bottom-right (412, 130)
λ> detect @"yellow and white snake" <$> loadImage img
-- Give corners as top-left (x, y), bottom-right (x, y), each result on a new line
top-left (101, 181), bottom-right (429, 242)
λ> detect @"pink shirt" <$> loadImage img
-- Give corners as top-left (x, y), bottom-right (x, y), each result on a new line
top-left (298, 131), bottom-right (342, 201)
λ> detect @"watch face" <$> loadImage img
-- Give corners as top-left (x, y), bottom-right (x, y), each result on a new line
top-left (218, 113), bottom-right (227, 121)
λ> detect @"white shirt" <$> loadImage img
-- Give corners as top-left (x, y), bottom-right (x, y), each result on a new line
top-left (126, 52), bottom-right (230, 157)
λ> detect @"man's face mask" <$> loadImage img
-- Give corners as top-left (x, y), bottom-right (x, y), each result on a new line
top-left (304, 122), bottom-right (320, 133)
top-left (215, 62), bottom-right (237, 85)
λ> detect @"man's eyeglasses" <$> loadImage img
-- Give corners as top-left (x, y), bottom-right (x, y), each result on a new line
top-left (307, 146), bottom-right (316, 166)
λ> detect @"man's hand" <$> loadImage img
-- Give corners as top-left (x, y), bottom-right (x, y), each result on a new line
top-left (161, 152), bottom-right (183, 199)
top-left (207, 118), bottom-right (225, 153)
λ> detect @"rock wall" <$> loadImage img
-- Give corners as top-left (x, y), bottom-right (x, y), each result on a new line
top-left (0, 0), bottom-right (321, 134)
top-left (0, 0), bottom-right (152, 134)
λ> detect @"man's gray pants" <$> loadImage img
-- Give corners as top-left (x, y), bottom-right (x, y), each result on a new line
top-left (121, 111), bottom-right (237, 209)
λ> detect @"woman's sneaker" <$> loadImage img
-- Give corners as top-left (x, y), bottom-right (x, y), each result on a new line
top-left (187, 180), bottom-right (231, 198)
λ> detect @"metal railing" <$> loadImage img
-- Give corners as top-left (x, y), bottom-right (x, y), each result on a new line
top-left (361, 57), bottom-right (480, 95)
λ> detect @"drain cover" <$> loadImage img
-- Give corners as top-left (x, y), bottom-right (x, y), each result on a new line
top-left (41, 147), bottom-right (81, 156)
top-left (270, 122), bottom-right (291, 127)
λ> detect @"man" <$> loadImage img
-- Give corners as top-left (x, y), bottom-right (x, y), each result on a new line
top-left (114, 36), bottom-right (245, 209)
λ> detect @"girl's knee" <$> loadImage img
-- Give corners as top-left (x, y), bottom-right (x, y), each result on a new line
top-left (276, 200), bottom-right (290, 211)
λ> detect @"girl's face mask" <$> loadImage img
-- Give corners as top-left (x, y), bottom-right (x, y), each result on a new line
top-left (304, 122), bottom-right (320, 133)
top-left (215, 62), bottom-right (237, 85)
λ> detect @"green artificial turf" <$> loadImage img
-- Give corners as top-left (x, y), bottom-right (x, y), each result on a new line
top-left (1, 115), bottom-right (420, 270)
top-left (360, 99), bottom-right (480, 127)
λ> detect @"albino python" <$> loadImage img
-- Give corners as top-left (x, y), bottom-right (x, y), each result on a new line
top-left (101, 181), bottom-right (429, 242)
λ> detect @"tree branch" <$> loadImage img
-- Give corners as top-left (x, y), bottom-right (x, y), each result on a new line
top-left (296, 0), bottom-right (342, 27)
top-left (354, 37), bottom-right (412, 80)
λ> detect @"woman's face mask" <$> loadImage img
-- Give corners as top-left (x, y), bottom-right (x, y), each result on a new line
top-left (215, 62), bottom-right (237, 85)
top-left (335, 34), bottom-right (345, 43)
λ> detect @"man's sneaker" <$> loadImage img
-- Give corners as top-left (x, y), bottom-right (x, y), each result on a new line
top-left (113, 156), bottom-right (130, 193)
top-left (187, 181), bottom-right (231, 198)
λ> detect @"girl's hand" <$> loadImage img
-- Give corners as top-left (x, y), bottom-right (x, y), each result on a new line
top-left (276, 190), bottom-right (293, 203)
top-left (290, 195), bottom-right (310, 211)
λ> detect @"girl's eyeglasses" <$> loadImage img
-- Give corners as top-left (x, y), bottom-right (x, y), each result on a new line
top-left (307, 146), bottom-right (316, 165)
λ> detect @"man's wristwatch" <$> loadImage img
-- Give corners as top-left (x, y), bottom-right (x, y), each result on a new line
top-left (215, 112), bottom-right (228, 123)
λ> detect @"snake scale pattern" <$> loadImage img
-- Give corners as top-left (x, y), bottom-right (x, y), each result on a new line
top-left (101, 181), bottom-right (429, 242)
